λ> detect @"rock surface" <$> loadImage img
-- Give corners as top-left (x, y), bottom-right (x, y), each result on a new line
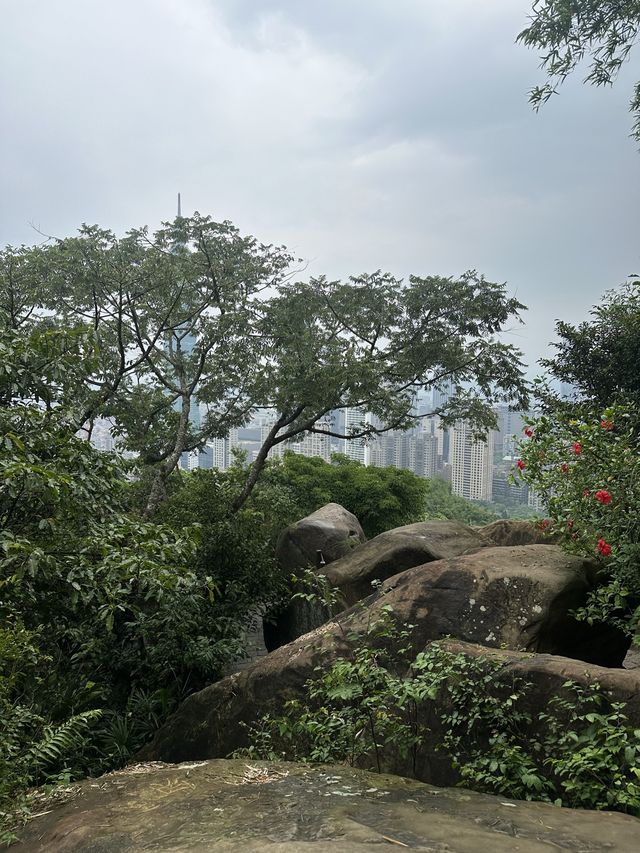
top-left (140, 545), bottom-right (632, 767)
top-left (276, 502), bottom-right (365, 572)
top-left (324, 519), bottom-right (487, 605)
top-left (478, 518), bottom-right (552, 546)
top-left (265, 503), bottom-right (366, 651)
top-left (13, 760), bottom-right (640, 852)
top-left (412, 639), bottom-right (640, 785)
top-left (267, 519), bottom-right (488, 651)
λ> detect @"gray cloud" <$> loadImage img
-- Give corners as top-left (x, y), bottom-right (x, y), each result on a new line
top-left (1, 0), bottom-right (638, 373)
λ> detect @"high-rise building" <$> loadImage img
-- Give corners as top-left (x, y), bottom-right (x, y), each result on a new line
top-left (431, 380), bottom-right (454, 412)
top-left (528, 488), bottom-right (547, 512)
top-left (257, 419), bottom-right (331, 463)
top-left (342, 407), bottom-right (371, 465)
top-left (492, 472), bottom-right (529, 506)
top-left (89, 417), bottom-right (115, 453)
top-left (450, 421), bottom-right (494, 502)
top-left (423, 414), bottom-right (449, 465)
top-left (494, 405), bottom-right (530, 457)
top-left (368, 427), bottom-right (438, 478)
top-left (194, 428), bottom-right (241, 470)
top-left (286, 429), bottom-right (332, 462)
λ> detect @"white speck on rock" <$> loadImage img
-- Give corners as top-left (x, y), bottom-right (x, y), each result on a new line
top-left (532, 605), bottom-right (542, 614)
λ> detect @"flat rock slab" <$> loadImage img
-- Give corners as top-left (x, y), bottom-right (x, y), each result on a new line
top-left (13, 760), bottom-right (640, 852)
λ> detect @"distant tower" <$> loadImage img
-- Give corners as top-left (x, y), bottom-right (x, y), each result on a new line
top-left (342, 407), bottom-right (371, 465)
top-left (168, 193), bottom-right (202, 470)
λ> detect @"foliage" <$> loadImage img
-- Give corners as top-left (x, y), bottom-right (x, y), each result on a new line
top-left (440, 659), bottom-right (640, 811)
top-left (516, 404), bottom-right (640, 640)
top-left (1, 228), bottom-right (529, 517)
top-left (539, 281), bottom-right (640, 414)
top-left (237, 606), bottom-right (424, 773)
top-left (518, 1), bottom-right (640, 139)
top-left (0, 320), bottom-right (261, 836)
top-left (153, 461), bottom-right (298, 618)
top-left (262, 453), bottom-right (429, 539)
top-left (540, 683), bottom-right (640, 812)
top-left (423, 476), bottom-right (498, 526)
top-left (154, 451), bottom-right (429, 554)
top-left (240, 621), bottom-right (640, 813)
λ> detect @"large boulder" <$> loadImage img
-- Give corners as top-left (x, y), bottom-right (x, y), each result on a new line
top-left (276, 502), bottom-right (365, 571)
top-left (264, 503), bottom-right (366, 651)
top-left (478, 519), bottom-right (552, 546)
top-left (413, 639), bottom-right (640, 786)
top-left (12, 760), bottom-right (640, 852)
top-left (263, 503), bottom-right (366, 652)
top-left (267, 519), bottom-right (488, 650)
top-left (324, 519), bottom-right (487, 605)
top-left (140, 545), bottom-right (631, 766)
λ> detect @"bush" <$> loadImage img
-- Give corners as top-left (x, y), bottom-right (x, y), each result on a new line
top-left (516, 404), bottom-right (640, 640)
top-left (239, 619), bottom-right (640, 814)
top-left (0, 322), bottom-right (256, 835)
top-left (261, 452), bottom-right (428, 539)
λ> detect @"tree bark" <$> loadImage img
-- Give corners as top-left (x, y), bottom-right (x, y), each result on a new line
top-left (231, 406), bottom-right (305, 512)
top-left (143, 393), bottom-right (191, 519)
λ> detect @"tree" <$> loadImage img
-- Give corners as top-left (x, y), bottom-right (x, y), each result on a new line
top-left (0, 313), bottom-right (258, 808)
top-left (519, 284), bottom-right (640, 641)
top-left (422, 476), bottom-right (498, 526)
top-left (517, 405), bottom-right (640, 641)
top-left (540, 280), bottom-right (640, 413)
top-left (1, 217), bottom-right (296, 517)
top-left (261, 452), bottom-right (428, 538)
top-left (1, 216), bottom-right (529, 517)
top-left (519, 1), bottom-right (640, 139)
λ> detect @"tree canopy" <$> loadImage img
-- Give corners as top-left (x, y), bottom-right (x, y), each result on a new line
top-left (1, 215), bottom-right (529, 517)
top-left (260, 452), bottom-right (429, 539)
top-left (519, 0), bottom-right (640, 139)
top-left (540, 280), bottom-right (640, 412)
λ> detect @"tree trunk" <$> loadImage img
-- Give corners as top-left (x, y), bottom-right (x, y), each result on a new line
top-left (143, 393), bottom-right (191, 519)
top-left (231, 418), bottom-right (281, 513)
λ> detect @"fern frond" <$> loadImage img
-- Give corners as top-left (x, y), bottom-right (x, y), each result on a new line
top-left (27, 709), bottom-right (102, 772)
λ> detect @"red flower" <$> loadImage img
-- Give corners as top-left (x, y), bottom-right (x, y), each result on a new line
top-left (566, 519), bottom-right (574, 529)
top-left (571, 532), bottom-right (579, 542)
top-left (561, 463), bottom-right (570, 473)
top-left (597, 539), bottom-right (612, 557)
top-left (537, 518), bottom-right (551, 530)
top-left (594, 489), bottom-right (612, 505)
top-left (516, 459), bottom-right (526, 471)
top-left (583, 489), bottom-right (591, 498)
top-left (524, 427), bottom-right (533, 438)
top-left (600, 419), bottom-right (614, 431)
top-left (573, 442), bottom-right (581, 455)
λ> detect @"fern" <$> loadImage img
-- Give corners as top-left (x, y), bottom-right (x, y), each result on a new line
top-left (27, 709), bottom-right (102, 776)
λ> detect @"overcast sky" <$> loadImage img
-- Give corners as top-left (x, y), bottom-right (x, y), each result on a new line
top-left (1, 0), bottom-right (638, 373)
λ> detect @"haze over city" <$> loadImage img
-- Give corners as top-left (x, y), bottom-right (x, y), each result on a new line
top-left (2, 0), bottom-right (639, 373)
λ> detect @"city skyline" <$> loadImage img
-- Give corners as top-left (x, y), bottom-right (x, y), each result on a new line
top-left (92, 394), bottom-right (537, 509)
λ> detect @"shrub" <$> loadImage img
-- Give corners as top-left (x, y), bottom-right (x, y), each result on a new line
top-left (239, 617), bottom-right (640, 814)
top-left (516, 404), bottom-right (640, 640)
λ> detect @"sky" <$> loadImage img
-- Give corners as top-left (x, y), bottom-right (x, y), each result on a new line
top-left (1, 0), bottom-right (638, 375)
